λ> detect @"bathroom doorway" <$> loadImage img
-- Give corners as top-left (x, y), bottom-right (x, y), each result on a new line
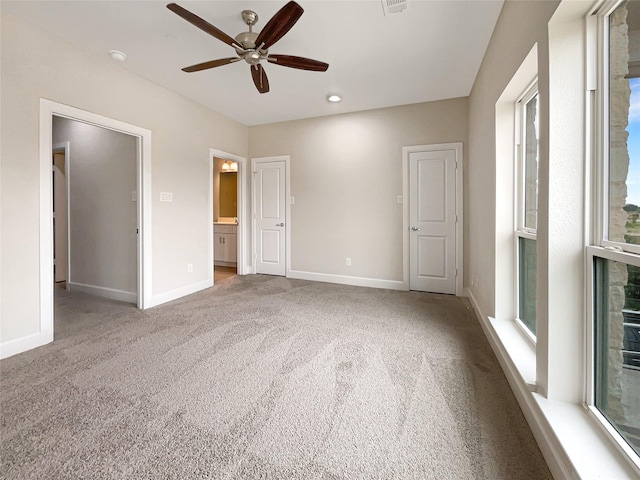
top-left (212, 154), bottom-right (244, 283)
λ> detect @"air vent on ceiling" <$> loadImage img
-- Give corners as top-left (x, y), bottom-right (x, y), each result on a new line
top-left (382, 0), bottom-right (409, 16)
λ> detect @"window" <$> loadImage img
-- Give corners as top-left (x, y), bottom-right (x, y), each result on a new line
top-left (516, 84), bottom-right (539, 337)
top-left (590, 0), bottom-right (640, 463)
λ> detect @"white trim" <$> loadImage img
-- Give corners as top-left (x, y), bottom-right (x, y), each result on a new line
top-left (39, 109), bottom-right (54, 341)
top-left (515, 82), bottom-right (538, 234)
top-left (251, 155), bottom-right (290, 277)
top-left (587, 244), bottom-right (640, 266)
top-left (210, 149), bottom-right (248, 280)
top-left (28, 99), bottom-right (153, 359)
top-left (0, 330), bottom-right (53, 360)
top-left (587, 1), bottom-right (640, 472)
top-left (402, 142), bottom-right (464, 296)
top-left (586, 247), bottom-right (640, 474)
top-left (516, 230), bottom-right (537, 241)
top-left (288, 270), bottom-right (405, 291)
top-left (466, 288), bottom-right (639, 479)
top-left (41, 99), bottom-right (152, 311)
top-left (514, 316), bottom-right (537, 346)
top-left (67, 282), bottom-right (137, 304)
top-left (588, 406), bottom-right (640, 473)
top-left (139, 132), bottom-right (152, 310)
top-left (147, 279), bottom-right (212, 309)
top-left (209, 155), bottom-right (214, 284)
top-left (214, 261), bottom-right (237, 268)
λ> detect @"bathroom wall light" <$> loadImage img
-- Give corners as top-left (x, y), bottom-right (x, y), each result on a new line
top-left (222, 160), bottom-right (238, 172)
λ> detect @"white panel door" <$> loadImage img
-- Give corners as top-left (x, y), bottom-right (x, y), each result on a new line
top-left (255, 160), bottom-right (286, 275)
top-left (409, 149), bottom-right (457, 294)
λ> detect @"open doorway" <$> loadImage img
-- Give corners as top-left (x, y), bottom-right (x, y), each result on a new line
top-left (29, 99), bottom-right (151, 357)
top-left (52, 116), bottom-right (139, 303)
top-left (213, 157), bottom-right (238, 282)
top-left (210, 149), bottom-right (247, 284)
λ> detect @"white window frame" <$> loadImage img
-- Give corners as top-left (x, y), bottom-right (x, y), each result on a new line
top-left (514, 81), bottom-right (539, 342)
top-left (587, 0), bottom-right (640, 471)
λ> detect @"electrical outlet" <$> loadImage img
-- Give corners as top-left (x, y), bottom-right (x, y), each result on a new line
top-left (345, 257), bottom-right (352, 267)
top-left (397, 196), bottom-right (403, 204)
top-left (187, 263), bottom-right (193, 273)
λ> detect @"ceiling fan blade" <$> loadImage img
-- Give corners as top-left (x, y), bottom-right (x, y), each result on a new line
top-left (267, 55), bottom-right (329, 72)
top-left (251, 64), bottom-right (270, 94)
top-left (167, 3), bottom-right (243, 50)
top-left (255, 1), bottom-right (304, 50)
top-left (182, 57), bottom-right (241, 73)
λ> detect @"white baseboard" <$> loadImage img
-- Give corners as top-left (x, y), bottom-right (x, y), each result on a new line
top-left (214, 261), bottom-right (237, 268)
top-left (465, 288), bottom-right (571, 479)
top-left (465, 288), bottom-right (573, 478)
top-left (68, 281), bottom-right (137, 304)
top-left (147, 278), bottom-right (212, 308)
top-left (465, 287), bottom-right (638, 479)
top-left (287, 269), bottom-right (406, 291)
top-left (0, 329), bottom-right (53, 359)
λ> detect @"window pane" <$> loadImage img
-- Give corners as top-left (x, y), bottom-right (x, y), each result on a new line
top-left (608, 0), bottom-right (640, 244)
top-left (594, 257), bottom-right (640, 457)
top-left (524, 94), bottom-right (539, 231)
top-left (518, 237), bottom-right (536, 335)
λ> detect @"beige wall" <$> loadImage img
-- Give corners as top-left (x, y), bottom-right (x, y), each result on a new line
top-left (249, 99), bottom-right (468, 282)
top-left (467, 0), bottom-right (559, 318)
top-left (53, 116), bottom-right (137, 295)
top-left (0, 13), bottom-right (248, 344)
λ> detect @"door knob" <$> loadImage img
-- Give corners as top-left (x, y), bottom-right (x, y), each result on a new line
top-left (411, 226), bottom-right (421, 231)
top-left (276, 223), bottom-right (285, 227)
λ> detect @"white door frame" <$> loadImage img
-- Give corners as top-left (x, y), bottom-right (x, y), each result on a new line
top-left (52, 141), bottom-right (70, 287)
top-left (209, 148), bottom-right (248, 280)
top-left (39, 99), bottom-right (152, 340)
top-left (402, 142), bottom-right (463, 295)
top-left (251, 155), bottom-right (291, 276)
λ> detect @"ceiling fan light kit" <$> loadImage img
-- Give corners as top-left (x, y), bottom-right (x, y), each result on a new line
top-left (108, 50), bottom-right (127, 62)
top-left (166, 1), bottom-right (329, 94)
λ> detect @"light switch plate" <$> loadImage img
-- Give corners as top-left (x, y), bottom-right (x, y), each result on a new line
top-left (160, 192), bottom-right (173, 202)
top-left (290, 196), bottom-right (295, 204)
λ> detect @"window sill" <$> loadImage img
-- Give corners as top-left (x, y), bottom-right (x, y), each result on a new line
top-left (467, 289), bottom-right (639, 479)
top-left (488, 315), bottom-right (537, 388)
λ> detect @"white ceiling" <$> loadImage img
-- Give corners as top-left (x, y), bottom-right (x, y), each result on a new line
top-left (1, 0), bottom-right (504, 126)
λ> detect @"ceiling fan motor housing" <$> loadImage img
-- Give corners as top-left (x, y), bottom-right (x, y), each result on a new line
top-left (234, 31), bottom-right (267, 65)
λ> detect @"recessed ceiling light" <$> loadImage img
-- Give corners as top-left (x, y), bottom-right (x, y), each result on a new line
top-left (327, 94), bottom-right (342, 103)
top-left (108, 50), bottom-right (127, 62)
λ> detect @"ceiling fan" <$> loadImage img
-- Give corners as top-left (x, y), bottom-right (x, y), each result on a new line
top-left (166, 1), bottom-right (329, 94)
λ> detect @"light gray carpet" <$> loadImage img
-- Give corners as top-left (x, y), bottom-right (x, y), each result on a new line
top-left (1, 275), bottom-right (552, 479)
